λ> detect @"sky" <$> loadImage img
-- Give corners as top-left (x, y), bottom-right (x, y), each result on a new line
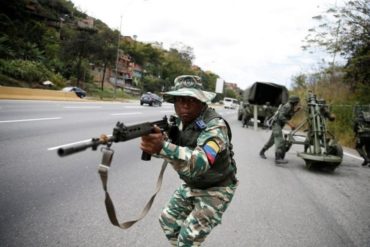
top-left (71, 0), bottom-right (341, 89)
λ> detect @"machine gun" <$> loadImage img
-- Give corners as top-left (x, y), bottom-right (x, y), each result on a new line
top-left (57, 115), bottom-right (178, 229)
top-left (283, 92), bottom-right (343, 171)
top-left (58, 115), bottom-right (175, 161)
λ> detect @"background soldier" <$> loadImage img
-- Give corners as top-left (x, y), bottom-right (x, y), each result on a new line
top-left (353, 109), bottom-right (370, 167)
top-left (318, 99), bottom-right (336, 121)
top-left (242, 102), bottom-right (252, 128)
top-left (140, 75), bottom-right (238, 246)
top-left (259, 96), bottom-right (301, 165)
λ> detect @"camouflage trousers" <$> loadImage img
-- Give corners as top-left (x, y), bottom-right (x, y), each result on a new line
top-left (159, 183), bottom-right (237, 246)
top-left (355, 134), bottom-right (370, 163)
top-left (262, 124), bottom-right (285, 154)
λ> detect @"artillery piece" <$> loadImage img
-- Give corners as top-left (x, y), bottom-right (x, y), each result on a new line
top-left (284, 92), bottom-right (343, 171)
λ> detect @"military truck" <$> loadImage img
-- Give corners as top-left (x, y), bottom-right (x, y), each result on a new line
top-left (239, 81), bottom-right (289, 127)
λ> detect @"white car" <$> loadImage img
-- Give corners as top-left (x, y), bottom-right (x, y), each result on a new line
top-left (62, 87), bottom-right (87, 98)
top-left (223, 97), bottom-right (239, 109)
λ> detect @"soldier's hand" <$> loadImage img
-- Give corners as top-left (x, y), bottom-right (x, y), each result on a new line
top-left (140, 125), bottom-right (165, 155)
top-left (294, 106), bottom-right (302, 112)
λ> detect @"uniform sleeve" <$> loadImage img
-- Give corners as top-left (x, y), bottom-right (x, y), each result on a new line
top-left (277, 104), bottom-right (291, 125)
top-left (158, 118), bottom-right (229, 178)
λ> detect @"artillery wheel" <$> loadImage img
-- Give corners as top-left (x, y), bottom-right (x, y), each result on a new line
top-left (305, 160), bottom-right (313, 170)
top-left (283, 134), bottom-right (292, 153)
top-left (304, 160), bottom-right (321, 170)
top-left (321, 164), bottom-right (338, 172)
top-left (327, 142), bottom-right (343, 159)
top-left (299, 152), bottom-right (342, 172)
top-left (304, 160), bottom-right (339, 172)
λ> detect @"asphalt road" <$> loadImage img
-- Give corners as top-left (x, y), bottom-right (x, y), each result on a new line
top-left (0, 100), bottom-right (369, 247)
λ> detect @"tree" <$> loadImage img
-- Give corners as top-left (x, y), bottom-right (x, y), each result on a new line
top-left (60, 27), bottom-right (98, 86)
top-left (302, 0), bottom-right (370, 88)
top-left (93, 27), bottom-right (117, 91)
top-left (224, 88), bottom-right (237, 99)
top-left (291, 73), bottom-right (308, 90)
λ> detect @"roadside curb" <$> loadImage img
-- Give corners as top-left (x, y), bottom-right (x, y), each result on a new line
top-left (0, 86), bottom-right (83, 101)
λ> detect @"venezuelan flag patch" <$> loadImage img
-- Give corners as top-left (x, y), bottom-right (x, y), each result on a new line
top-left (203, 140), bottom-right (220, 165)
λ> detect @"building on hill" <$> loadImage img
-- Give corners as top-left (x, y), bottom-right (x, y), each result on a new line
top-left (224, 82), bottom-right (242, 98)
top-left (225, 82), bottom-right (238, 91)
top-left (77, 17), bottom-right (94, 29)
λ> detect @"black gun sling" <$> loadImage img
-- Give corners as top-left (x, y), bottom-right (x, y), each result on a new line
top-left (98, 147), bottom-right (168, 229)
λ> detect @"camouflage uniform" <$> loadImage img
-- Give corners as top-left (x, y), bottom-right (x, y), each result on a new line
top-left (353, 110), bottom-right (370, 166)
top-left (242, 103), bottom-right (252, 127)
top-left (157, 75), bottom-right (238, 246)
top-left (259, 96), bottom-right (299, 164)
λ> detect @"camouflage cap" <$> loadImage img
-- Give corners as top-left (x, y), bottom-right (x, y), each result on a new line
top-left (163, 75), bottom-right (216, 103)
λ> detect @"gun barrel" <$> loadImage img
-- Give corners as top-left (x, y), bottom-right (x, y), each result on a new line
top-left (57, 141), bottom-right (93, 157)
top-left (57, 137), bottom-right (110, 157)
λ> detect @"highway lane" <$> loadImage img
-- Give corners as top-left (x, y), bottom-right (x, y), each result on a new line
top-left (0, 100), bottom-right (369, 247)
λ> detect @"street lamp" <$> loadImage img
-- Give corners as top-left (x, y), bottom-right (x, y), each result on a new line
top-left (113, 0), bottom-right (149, 99)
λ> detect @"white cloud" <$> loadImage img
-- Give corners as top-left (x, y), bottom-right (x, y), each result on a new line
top-left (72, 0), bottom-right (340, 89)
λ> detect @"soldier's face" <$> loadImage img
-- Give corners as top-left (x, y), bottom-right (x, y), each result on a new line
top-left (174, 96), bottom-right (204, 125)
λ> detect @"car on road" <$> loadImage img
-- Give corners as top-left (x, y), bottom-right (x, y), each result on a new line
top-left (140, 92), bottom-right (162, 106)
top-left (62, 86), bottom-right (87, 98)
top-left (223, 97), bottom-right (239, 109)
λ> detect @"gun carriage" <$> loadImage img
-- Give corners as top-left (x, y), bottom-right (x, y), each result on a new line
top-left (284, 92), bottom-right (343, 171)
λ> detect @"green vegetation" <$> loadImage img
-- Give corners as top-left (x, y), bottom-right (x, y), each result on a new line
top-left (0, 59), bottom-right (65, 87)
top-left (291, 0), bottom-right (370, 147)
top-left (0, 0), bottom-right (369, 148)
top-left (0, 0), bottom-right (221, 99)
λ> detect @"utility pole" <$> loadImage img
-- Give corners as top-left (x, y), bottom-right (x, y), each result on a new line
top-left (114, 15), bottom-right (122, 99)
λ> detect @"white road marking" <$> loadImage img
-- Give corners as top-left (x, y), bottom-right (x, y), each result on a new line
top-left (124, 106), bottom-right (145, 109)
top-left (160, 110), bottom-right (175, 114)
top-left (64, 106), bottom-right (102, 109)
top-left (343, 152), bottom-right (363, 160)
top-left (0, 117), bottom-right (61, 123)
top-left (111, 112), bottom-right (142, 116)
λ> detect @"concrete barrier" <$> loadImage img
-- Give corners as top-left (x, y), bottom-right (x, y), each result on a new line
top-left (0, 86), bottom-right (82, 101)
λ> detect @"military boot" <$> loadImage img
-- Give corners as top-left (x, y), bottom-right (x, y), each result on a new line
top-left (259, 148), bottom-right (267, 159)
top-left (275, 152), bottom-right (288, 165)
top-left (362, 159), bottom-right (370, 167)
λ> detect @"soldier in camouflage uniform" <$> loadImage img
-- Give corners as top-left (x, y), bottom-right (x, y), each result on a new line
top-left (259, 96), bottom-right (301, 165)
top-left (140, 75), bottom-right (238, 246)
top-left (241, 102), bottom-right (252, 128)
top-left (353, 109), bottom-right (370, 167)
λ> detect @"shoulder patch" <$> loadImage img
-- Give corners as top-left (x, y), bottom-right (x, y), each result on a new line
top-left (203, 140), bottom-right (220, 165)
